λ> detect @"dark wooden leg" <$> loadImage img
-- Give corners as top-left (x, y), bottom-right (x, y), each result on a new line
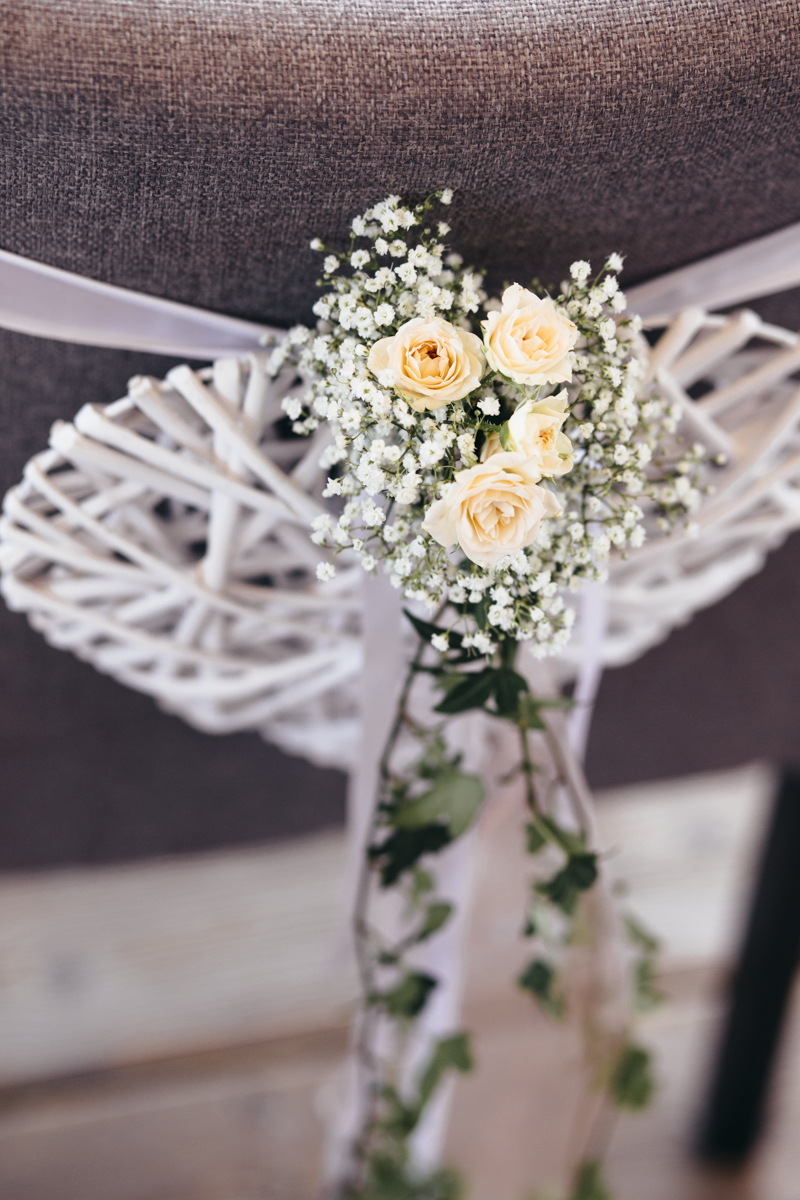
top-left (697, 768), bottom-right (800, 1162)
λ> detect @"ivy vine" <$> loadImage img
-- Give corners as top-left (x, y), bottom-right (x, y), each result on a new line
top-left (339, 608), bottom-right (662, 1200)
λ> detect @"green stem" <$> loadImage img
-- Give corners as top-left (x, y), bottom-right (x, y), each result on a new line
top-left (518, 719), bottom-right (539, 816)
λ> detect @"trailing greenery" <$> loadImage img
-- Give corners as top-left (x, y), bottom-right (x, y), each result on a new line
top-left (341, 610), bottom-right (663, 1200)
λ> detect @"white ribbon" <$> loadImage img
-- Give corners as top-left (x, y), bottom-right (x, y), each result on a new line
top-left (0, 248), bottom-right (275, 359)
top-left (626, 220), bottom-right (800, 322)
top-left (2, 219), bottom-right (800, 361)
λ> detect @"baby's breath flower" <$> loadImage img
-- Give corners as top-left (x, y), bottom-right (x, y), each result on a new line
top-left (396, 262), bottom-right (418, 286)
top-left (282, 396), bottom-right (304, 420)
top-left (478, 396), bottom-right (500, 416)
top-left (374, 303), bottom-right (395, 327)
top-left (457, 430), bottom-right (476, 459)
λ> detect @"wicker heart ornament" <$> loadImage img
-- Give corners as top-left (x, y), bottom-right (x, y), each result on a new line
top-left (0, 356), bottom-right (363, 768)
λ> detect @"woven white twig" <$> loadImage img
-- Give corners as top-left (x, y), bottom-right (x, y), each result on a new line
top-left (0, 355), bottom-right (363, 768)
top-left (3, 308), bottom-right (800, 768)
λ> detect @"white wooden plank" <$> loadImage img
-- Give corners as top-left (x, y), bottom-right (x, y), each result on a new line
top-left (0, 834), bottom-right (355, 1083)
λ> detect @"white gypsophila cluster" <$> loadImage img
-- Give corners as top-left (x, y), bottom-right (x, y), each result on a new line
top-left (272, 192), bottom-right (704, 658)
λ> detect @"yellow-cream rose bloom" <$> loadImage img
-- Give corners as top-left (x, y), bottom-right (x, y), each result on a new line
top-left (482, 284), bottom-right (577, 386)
top-left (481, 390), bottom-right (574, 477)
top-left (422, 452), bottom-right (562, 568)
top-left (367, 316), bottom-right (484, 412)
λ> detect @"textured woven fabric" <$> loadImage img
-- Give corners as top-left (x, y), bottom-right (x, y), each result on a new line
top-left (587, 530), bottom-right (800, 788)
top-left (2, 0), bottom-right (800, 325)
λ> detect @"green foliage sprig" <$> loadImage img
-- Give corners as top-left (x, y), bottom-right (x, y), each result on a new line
top-left (342, 611), bottom-right (663, 1200)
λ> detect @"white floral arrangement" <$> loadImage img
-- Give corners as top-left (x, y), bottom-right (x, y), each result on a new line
top-left (276, 191), bottom-right (704, 1200)
top-left (276, 189), bottom-right (703, 659)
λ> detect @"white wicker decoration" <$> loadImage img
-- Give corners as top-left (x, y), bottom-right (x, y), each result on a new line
top-left (3, 305), bottom-right (800, 768)
top-left (0, 356), bottom-right (363, 769)
top-left (582, 307), bottom-right (800, 668)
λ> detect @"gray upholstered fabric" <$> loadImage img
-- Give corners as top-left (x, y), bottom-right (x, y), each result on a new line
top-left (2, 0), bottom-right (800, 326)
top-left (587, 529), bottom-right (800, 789)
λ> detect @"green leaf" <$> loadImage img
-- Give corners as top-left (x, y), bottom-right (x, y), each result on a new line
top-left (633, 957), bottom-right (666, 1013)
top-left (609, 1043), bottom-right (655, 1111)
top-left (624, 913), bottom-right (661, 955)
top-left (525, 822), bottom-right (547, 854)
top-left (492, 667), bottom-right (529, 718)
top-left (570, 1159), bottom-right (613, 1200)
top-left (518, 694), bottom-right (547, 729)
top-left (416, 1032), bottom-right (474, 1110)
top-left (417, 901), bottom-right (453, 941)
top-left (411, 734), bottom-right (455, 780)
top-left (409, 866), bottom-right (435, 903)
top-left (440, 648), bottom-right (483, 666)
top-left (393, 770), bottom-right (485, 838)
top-left (518, 958), bottom-right (565, 1018)
top-left (536, 853), bottom-right (598, 914)
top-left (378, 1083), bottom-right (419, 1139)
top-left (533, 814), bottom-right (587, 857)
top-left (434, 669), bottom-right (497, 714)
top-left (625, 909), bottom-right (665, 1015)
top-left (537, 870), bottom-right (580, 914)
top-left (374, 971), bottom-right (438, 1019)
top-left (370, 824), bottom-right (452, 886)
top-left (499, 636), bottom-right (519, 668)
top-left (403, 609), bottom-right (463, 649)
top-left (358, 1159), bottom-right (466, 1200)
top-left (498, 421), bottom-right (513, 451)
top-left (566, 852), bottom-right (599, 890)
top-left (470, 596), bottom-right (488, 630)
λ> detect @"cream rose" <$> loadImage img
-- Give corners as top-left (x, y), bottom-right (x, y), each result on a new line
top-left (482, 284), bottom-right (577, 386)
top-left (367, 316), bottom-right (484, 412)
top-left (481, 391), bottom-right (574, 477)
top-left (422, 452), bottom-right (562, 568)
